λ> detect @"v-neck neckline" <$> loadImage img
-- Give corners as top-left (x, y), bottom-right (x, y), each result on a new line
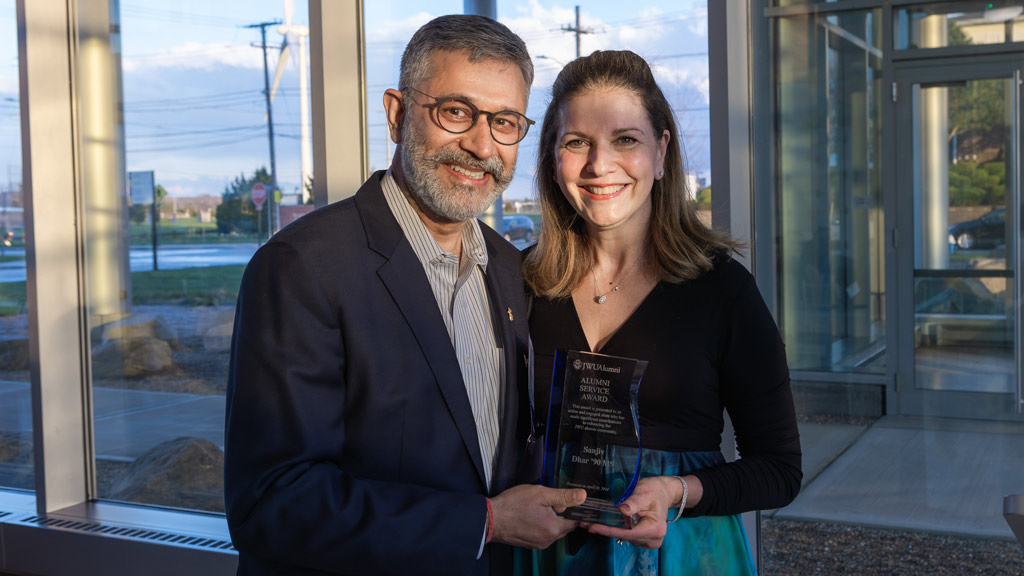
top-left (568, 282), bottom-right (662, 354)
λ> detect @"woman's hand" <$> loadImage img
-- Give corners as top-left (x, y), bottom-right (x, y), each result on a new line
top-left (585, 475), bottom-right (696, 549)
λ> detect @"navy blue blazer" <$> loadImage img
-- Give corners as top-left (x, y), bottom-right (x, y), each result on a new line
top-left (225, 172), bottom-right (531, 575)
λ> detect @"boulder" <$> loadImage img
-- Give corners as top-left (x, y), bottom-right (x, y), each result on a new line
top-left (0, 338), bottom-right (29, 371)
top-left (92, 337), bottom-right (173, 378)
top-left (202, 322), bottom-right (234, 352)
top-left (969, 257), bottom-right (1010, 296)
top-left (99, 314), bottom-right (180, 349)
top-left (0, 431), bottom-right (34, 490)
top-left (196, 307), bottom-right (236, 337)
top-left (107, 436), bottom-right (224, 513)
top-left (0, 430), bottom-right (33, 464)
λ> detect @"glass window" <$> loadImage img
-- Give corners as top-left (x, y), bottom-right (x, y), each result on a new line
top-left (912, 78), bottom-right (1015, 397)
top-left (774, 0), bottom-right (839, 6)
top-left (896, 2), bottom-right (1024, 50)
top-left (78, 1), bottom-right (314, 513)
top-left (764, 6), bottom-right (1024, 575)
top-left (364, 2), bottom-right (711, 247)
top-left (0, 0), bottom-right (30, 492)
top-left (364, 1), bottom-right (462, 176)
top-left (774, 10), bottom-right (885, 374)
top-left (499, 2), bottom-right (713, 244)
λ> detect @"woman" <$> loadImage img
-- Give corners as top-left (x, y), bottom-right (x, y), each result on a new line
top-left (523, 50), bottom-right (801, 575)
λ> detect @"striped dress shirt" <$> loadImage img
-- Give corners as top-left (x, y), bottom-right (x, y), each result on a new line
top-left (381, 172), bottom-right (502, 489)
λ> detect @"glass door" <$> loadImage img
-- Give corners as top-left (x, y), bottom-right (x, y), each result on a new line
top-left (893, 57), bottom-right (1023, 421)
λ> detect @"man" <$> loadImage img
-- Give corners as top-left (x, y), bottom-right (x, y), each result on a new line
top-left (224, 14), bottom-right (582, 576)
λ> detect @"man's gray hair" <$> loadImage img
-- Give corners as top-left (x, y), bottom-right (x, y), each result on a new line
top-left (399, 14), bottom-right (534, 100)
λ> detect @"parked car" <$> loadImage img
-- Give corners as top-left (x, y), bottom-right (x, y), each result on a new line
top-left (502, 215), bottom-right (535, 243)
top-left (948, 206), bottom-right (1005, 251)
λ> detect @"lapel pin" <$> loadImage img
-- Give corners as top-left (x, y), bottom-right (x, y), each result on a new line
top-left (507, 307), bottom-right (514, 322)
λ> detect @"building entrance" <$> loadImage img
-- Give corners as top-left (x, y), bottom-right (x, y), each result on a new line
top-left (893, 56), bottom-right (1023, 421)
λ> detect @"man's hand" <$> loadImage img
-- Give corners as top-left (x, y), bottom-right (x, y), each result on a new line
top-left (489, 485), bottom-right (585, 549)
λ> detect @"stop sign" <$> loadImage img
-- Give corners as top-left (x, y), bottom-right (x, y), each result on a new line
top-left (251, 183), bottom-right (267, 210)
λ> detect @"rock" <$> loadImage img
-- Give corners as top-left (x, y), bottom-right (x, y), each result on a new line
top-left (0, 338), bottom-right (29, 370)
top-left (0, 431), bottom-right (34, 489)
top-left (0, 430), bottom-right (33, 464)
top-left (92, 337), bottom-right (173, 378)
top-left (99, 314), bottom-right (180, 350)
top-left (202, 322), bottom-right (234, 352)
top-left (107, 437), bottom-right (224, 513)
top-left (196, 307), bottom-right (236, 337)
top-left (969, 257), bottom-right (1010, 295)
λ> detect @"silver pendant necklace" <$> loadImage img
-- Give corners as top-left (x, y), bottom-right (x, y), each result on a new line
top-left (592, 254), bottom-right (643, 304)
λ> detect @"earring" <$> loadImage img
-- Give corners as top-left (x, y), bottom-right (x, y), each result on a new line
top-left (657, 171), bottom-right (664, 179)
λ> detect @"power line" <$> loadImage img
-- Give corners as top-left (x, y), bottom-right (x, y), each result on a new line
top-left (123, 91), bottom-right (295, 114)
top-left (559, 6), bottom-right (597, 58)
top-left (602, 10), bottom-right (698, 29)
top-left (127, 123), bottom-right (266, 139)
top-left (124, 100), bottom-right (264, 113)
top-left (650, 52), bottom-right (709, 60)
top-left (514, 8), bottom-right (696, 44)
top-left (124, 43), bottom-right (251, 62)
top-left (246, 18), bottom-right (283, 234)
top-left (128, 134), bottom-right (263, 154)
top-left (127, 89), bottom-right (257, 106)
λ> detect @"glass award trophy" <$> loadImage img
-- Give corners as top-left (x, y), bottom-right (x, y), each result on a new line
top-left (541, 349), bottom-right (647, 528)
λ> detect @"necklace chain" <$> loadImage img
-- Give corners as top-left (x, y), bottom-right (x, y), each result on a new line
top-left (592, 254), bottom-right (643, 304)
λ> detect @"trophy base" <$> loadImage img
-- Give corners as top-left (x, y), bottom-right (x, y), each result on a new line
top-left (559, 497), bottom-right (639, 528)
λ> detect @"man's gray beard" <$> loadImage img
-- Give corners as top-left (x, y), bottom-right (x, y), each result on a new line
top-left (400, 120), bottom-right (515, 223)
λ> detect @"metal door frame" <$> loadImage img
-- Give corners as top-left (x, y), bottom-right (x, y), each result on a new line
top-left (890, 54), bottom-right (1023, 420)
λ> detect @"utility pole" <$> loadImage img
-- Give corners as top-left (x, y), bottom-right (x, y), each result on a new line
top-left (561, 5), bottom-right (594, 58)
top-left (247, 20), bottom-right (281, 236)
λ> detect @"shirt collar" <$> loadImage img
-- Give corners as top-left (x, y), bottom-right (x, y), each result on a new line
top-left (381, 169), bottom-right (489, 271)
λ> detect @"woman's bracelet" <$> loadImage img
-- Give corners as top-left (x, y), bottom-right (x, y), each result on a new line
top-left (668, 476), bottom-right (688, 523)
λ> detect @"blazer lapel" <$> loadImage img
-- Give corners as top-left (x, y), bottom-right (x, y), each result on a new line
top-left (480, 236), bottom-right (526, 495)
top-left (356, 174), bottom-right (487, 488)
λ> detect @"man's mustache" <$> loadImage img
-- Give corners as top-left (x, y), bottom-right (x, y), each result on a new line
top-left (427, 145), bottom-right (512, 186)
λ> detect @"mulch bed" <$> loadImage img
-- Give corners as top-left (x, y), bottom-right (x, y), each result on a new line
top-left (763, 518), bottom-right (1024, 575)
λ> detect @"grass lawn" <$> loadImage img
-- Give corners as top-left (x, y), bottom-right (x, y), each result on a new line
top-left (0, 264), bottom-right (245, 314)
top-left (130, 217), bottom-right (261, 245)
top-left (131, 265), bottom-right (245, 306)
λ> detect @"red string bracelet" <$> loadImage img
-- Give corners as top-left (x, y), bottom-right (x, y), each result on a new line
top-left (485, 498), bottom-right (495, 544)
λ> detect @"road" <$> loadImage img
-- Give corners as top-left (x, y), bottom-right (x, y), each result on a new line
top-left (0, 239), bottom-right (534, 284)
top-left (0, 243), bottom-right (259, 284)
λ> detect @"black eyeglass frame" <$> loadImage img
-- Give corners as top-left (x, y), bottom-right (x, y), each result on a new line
top-left (403, 87), bottom-right (536, 146)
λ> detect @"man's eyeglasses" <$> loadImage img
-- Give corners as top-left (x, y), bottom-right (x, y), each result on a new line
top-left (404, 87), bottom-right (535, 146)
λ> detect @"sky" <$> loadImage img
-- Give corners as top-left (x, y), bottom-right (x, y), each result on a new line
top-left (0, 0), bottom-right (710, 202)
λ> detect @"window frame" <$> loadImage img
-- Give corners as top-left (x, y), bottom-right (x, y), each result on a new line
top-left (0, 1), bottom-right (368, 573)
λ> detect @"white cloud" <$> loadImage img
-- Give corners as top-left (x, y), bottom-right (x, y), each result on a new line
top-left (122, 41), bottom-right (264, 73)
top-left (503, 2), bottom-right (580, 85)
top-left (164, 183), bottom-right (199, 197)
top-left (680, 4), bottom-right (709, 37)
top-left (652, 63), bottom-right (710, 104)
top-left (502, 2), bottom-right (707, 93)
top-left (365, 11), bottom-right (438, 46)
top-left (0, 73), bottom-right (17, 95)
top-left (495, 1), bottom-right (714, 200)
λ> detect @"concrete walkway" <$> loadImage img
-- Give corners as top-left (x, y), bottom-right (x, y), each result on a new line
top-left (0, 380), bottom-right (225, 462)
top-left (775, 417), bottom-right (1024, 541)
top-left (92, 387), bottom-right (225, 461)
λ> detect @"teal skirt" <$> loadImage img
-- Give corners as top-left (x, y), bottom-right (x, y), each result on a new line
top-left (517, 450), bottom-right (756, 576)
